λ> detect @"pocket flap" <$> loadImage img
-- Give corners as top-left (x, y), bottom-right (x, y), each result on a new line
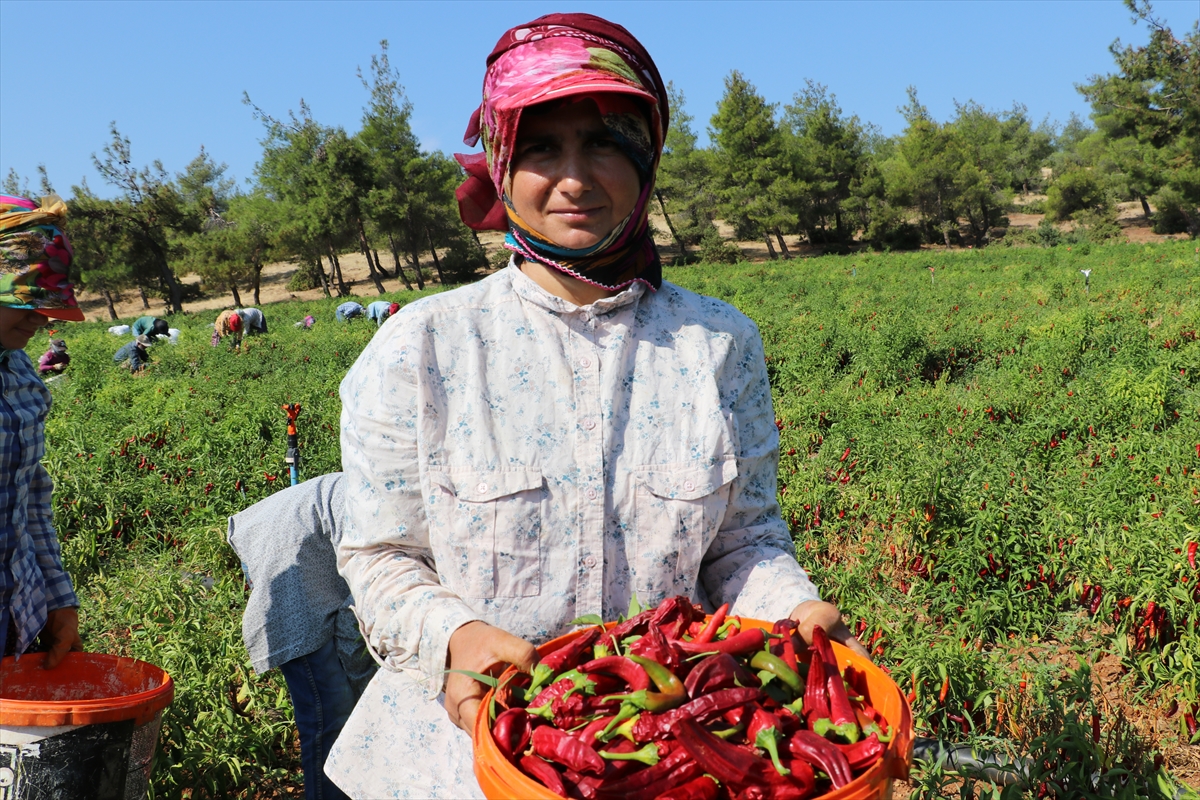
top-left (637, 459), bottom-right (738, 500)
top-left (430, 468), bottom-right (544, 502)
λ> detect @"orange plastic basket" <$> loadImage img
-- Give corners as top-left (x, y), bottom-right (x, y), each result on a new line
top-left (474, 617), bottom-right (913, 800)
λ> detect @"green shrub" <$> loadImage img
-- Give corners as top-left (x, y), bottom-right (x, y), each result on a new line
top-left (695, 225), bottom-right (743, 264)
top-left (1045, 169), bottom-right (1108, 222)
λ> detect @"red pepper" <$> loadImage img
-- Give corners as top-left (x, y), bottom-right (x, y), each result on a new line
top-left (675, 626), bottom-right (767, 657)
top-left (629, 625), bottom-right (684, 673)
top-left (693, 603), bottom-right (730, 644)
top-left (528, 627), bottom-right (602, 699)
top-left (1188, 541), bottom-right (1197, 571)
top-left (672, 717), bottom-right (792, 794)
top-left (684, 652), bottom-right (758, 698)
top-left (657, 775), bottom-right (720, 800)
top-left (532, 725), bottom-right (606, 776)
top-left (639, 686), bottom-right (764, 741)
top-left (592, 747), bottom-right (695, 795)
top-left (491, 708), bottom-right (532, 762)
top-left (785, 730), bottom-right (853, 788)
top-left (651, 595), bottom-right (700, 641)
top-left (803, 638), bottom-right (830, 729)
top-left (835, 732), bottom-right (885, 771)
top-left (747, 705), bottom-right (791, 776)
top-left (528, 670), bottom-right (596, 714)
top-left (808, 627), bottom-right (859, 742)
top-left (604, 609), bottom-right (655, 651)
top-left (580, 656), bottom-right (651, 692)
top-left (519, 754), bottom-right (566, 796)
top-left (1089, 586), bottom-right (1103, 615)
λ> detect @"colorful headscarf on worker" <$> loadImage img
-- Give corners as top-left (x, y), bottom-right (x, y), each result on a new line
top-left (0, 195), bottom-right (84, 321)
top-left (455, 13), bottom-right (669, 292)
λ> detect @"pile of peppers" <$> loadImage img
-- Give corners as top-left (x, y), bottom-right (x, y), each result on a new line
top-left (486, 595), bottom-right (894, 800)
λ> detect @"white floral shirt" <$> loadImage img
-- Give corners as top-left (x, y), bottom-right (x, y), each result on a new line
top-left (327, 263), bottom-right (820, 797)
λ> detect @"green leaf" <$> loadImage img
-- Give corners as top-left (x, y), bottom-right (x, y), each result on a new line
top-left (445, 669), bottom-right (499, 688)
top-left (627, 593), bottom-right (643, 618)
top-left (569, 614), bottom-right (604, 626)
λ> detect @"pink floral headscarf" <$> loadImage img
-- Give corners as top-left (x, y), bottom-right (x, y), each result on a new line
top-left (0, 195), bottom-right (84, 321)
top-left (455, 13), bottom-right (670, 292)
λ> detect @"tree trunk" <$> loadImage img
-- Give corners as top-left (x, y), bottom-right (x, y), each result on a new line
top-left (102, 289), bottom-right (118, 321)
top-left (426, 227), bottom-right (445, 283)
top-left (327, 241), bottom-right (348, 296)
top-left (138, 286), bottom-right (150, 309)
top-left (936, 187), bottom-right (952, 248)
top-left (230, 284), bottom-right (242, 307)
top-left (386, 233), bottom-right (414, 291)
top-left (355, 219), bottom-right (387, 295)
top-left (764, 233), bottom-right (778, 260)
top-left (834, 209), bottom-right (845, 244)
top-left (655, 190), bottom-right (689, 263)
top-left (315, 254), bottom-right (332, 298)
top-left (1138, 194), bottom-right (1152, 220)
top-left (252, 258), bottom-right (262, 306)
top-left (371, 248), bottom-right (394, 290)
top-left (774, 228), bottom-right (791, 259)
top-left (421, 237), bottom-right (445, 285)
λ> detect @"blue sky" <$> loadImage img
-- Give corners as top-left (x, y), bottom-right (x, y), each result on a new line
top-left (2, 1), bottom-right (1196, 198)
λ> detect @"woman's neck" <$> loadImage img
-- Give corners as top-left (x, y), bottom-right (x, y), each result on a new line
top-left (518, 258), bottom-right (619, 307)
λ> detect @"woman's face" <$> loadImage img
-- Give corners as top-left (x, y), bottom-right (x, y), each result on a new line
top-left (509, 99), bottom-right (641, 250)
top-left (0, 308), bottom-right (48, 351)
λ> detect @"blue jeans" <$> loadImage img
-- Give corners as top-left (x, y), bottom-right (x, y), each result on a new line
top-left (278, 638), bottom-right (360, 800)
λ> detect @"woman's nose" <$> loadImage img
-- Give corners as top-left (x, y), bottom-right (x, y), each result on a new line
top-left (555, 147), bottom-right (593, 196)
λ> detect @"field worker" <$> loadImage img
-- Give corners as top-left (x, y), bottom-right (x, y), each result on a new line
top-left (227, 473), bottom-right (376, 800)
top-left (113, 334), bottom-right (153, 374)
top-left (364, 300), bottom-right (394, 327)
top-left (37, 339), bottom-right (70, 376)
top-left (335, 301), bottom-right (364, 323)
top-left (330, 15), bottom-right (865, 798)
top-left (237, 307), bottom-right (268, 335)
top-left (131, 315), bottom-right (169, 339)
top-left (0, 194), bottom-right (85, 665)
top-left (213, 308), bottom-right (243, 348)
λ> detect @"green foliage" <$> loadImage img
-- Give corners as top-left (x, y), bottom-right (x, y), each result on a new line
top-left (1045, 170), bottom-right (1109, 221)
top-left (35, 242), bottom-right (1199, 794)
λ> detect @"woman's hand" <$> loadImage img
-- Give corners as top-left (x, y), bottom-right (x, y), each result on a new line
top-left (42, 607), bottom-right (84, 669)
top-left (444, 621), bottom-right (537, 733)
top-left (788, 600), bottom-right (870, 659)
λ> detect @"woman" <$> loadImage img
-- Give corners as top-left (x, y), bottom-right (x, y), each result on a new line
top-left (1, 194), bottom-right (84, 664)
top-left (330, 14), bottom-right (864, 798)
top-left (212, 308), bottom-right (243, 349)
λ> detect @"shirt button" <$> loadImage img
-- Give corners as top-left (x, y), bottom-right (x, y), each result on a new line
top-left (476, 482), bottom-right (488, 494)
top-left (580, 357), bottom-right (592, 369)
top-left (586, 488), bottom-right (598, 500)
top-left (583, 418), bottom-right (596, 430)
top-left (582, 555), bottom-right (597, 568)
top-left (683, 480), bottom-right (695, 492)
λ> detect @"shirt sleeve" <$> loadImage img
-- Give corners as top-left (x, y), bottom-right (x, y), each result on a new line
top-left (699, 320), bottom-right (822, 622)
top-left (28, 461), bottom-right (78, 610)
top-left (337, 324), bottom-right (482, 695)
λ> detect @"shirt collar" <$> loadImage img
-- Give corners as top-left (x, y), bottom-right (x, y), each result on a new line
top-left (508, 260), bottom-right (646, 317)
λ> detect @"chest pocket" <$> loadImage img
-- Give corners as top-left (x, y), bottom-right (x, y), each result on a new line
top-left (429, 468), bottom-right (544, 599)
top-left (633, 459), bottom-right (738, 607)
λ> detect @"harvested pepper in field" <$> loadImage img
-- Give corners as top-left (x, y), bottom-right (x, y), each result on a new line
top-left (786, 729), bottom-right (853, 788)
top-left (691, 602), bottom-right (729, 644)
top-left (532, 725), bottom-right (606, 776)
top-left (750, 650), bottom-right (804, 696)
top-left (491, 707), bottom-right (532, 762)
top-left (592, 747), bottom-right (695, 795)
top-left (580, 656), bottom-right (652, 692)
top-left (675, 626), bottom-right (767, 657)
top-left (599, 742), bottom-right (661, 766)
top-left (637, 687), bottom-right (764, 741)
top-left (809, 626), bottom-right (860, 743)
top-left (684, 652), bottom-right (758, 698)
top-left (527, 627), bottom-right (602, 699)
top-left (520, 754), bottom-right (567, 796)
top-left (747, 705), bottom-right (790, 776)
top-left (651, 595), bottom-right (699, 640)
top-left (528, 669), bottom-right (597, 715)
top-left (835, 732), bottom-right (885, 771)
top-left (671, 717), bottom-right (787, 792)
top-left (657, 775), bottom-right (720, 800)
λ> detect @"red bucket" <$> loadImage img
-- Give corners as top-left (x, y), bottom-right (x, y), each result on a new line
top-left (474, 617), bottom-right (913, 799)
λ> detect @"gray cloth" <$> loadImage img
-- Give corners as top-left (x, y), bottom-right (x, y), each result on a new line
top-left (226, 473), bottom-right (373, 682)
top-left (238, 307), bottom-right (267, 334)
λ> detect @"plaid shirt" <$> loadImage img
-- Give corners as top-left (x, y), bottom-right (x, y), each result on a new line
top-left (0, 348), bottom-right (78, 655)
